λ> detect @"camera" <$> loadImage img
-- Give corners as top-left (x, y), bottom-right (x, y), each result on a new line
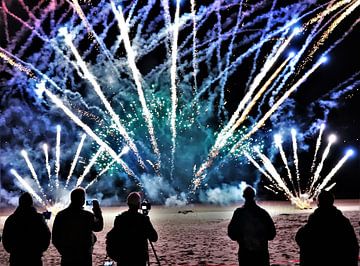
top-left (141, 199), bottom-right (151, 216)
top-left (42, 211), bottom-right (52, 220)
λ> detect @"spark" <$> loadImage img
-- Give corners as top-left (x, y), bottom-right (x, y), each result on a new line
top-left (75, 146), bottom-right (104, 187)
top-left (65, 134), bottom-right (87, 188)
top-left (111, 2), bottom-right (161, 171)
top-left (38, 81), bottom-right (137, 179)
top-left (55, 125), bottom-right (61, 188)
top-left (59, 27), bottom-right (145, 169)
top-left (10, 169), bottom-right (46, 207)
top-left (20, 150), bottom-right (45, 197)
top-left (310, 123), bottom-right (325, 173)
top-left (43, 144), bottom-right (51, 181)
top-left (170, 0), bottom-right (181, 179)
top-left (291, 128), bottom-right (301, 195)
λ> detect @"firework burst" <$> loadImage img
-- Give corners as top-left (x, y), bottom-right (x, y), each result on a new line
top-left (0, 0), bottom-right (358, 204)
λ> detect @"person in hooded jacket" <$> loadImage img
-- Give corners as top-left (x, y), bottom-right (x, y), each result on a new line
top-left (296, 190), bottom-right (358, 266)
top-left (228, 186), bottom-right (276, 266)
top-left (2, 192), bottom-right (51, 266)
top-left (106, 192), bottom-right (158, 266)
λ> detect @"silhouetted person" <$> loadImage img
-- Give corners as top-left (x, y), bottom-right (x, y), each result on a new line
top-left (228, 186), bottom-right (276, 266)
top-left (52, 187), bottom-right (103, 266)
top-left (2, 192), bottom-right (51, 266)
top-left (106, 192), bottom-right (158, 266)
top-left (296, 190), bottom-right (358, 266)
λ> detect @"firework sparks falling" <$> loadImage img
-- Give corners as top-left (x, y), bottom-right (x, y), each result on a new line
top-left (10, 169), bottom-right (46, 207)
top-left (246, 125), bottom-right (354, 209)
top-left (0, 0), bottom-right (358, 203)
top-left (43, 144), bottom-right (51, 181)
top-left (55, 125), bottom-right (61, 188)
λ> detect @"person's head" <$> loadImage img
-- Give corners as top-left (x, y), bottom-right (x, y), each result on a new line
top-left (243, 186), bottom-right (256, 201)
top-left (19, 192), bottom-right (33, 208)
top-left (70, 187), bottom-right (86, 208)
top-left (127, 192), bottom-right (141, 210)
top-left (317, 190), bottom-right (334, 208)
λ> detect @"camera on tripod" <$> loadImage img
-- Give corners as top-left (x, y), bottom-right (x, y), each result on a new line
top-left (141, 199), bottom-right (151, 216)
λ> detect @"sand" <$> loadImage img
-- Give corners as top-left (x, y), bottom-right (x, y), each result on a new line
top-left (0, 200), bottom-right (359, 266)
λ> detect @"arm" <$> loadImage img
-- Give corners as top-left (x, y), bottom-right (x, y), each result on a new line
top-left (265, 212), bottom-right (276, 240)
top-left (2, 217), bottom-right (15, 253)
top-left (92, 200), bottom-right (104, 232)
top-left (228, 209), bottom-right (240, 241)
top-left (52, 214), bottom-right (63, 253)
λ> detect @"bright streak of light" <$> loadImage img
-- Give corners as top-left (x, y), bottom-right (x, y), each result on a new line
top-left (85, 146), bottom-right (130, 189)
top-left (111, 2), bottom-right (161, 171)
top-left (43, 144), bottom-right (51, 181)
top-left (231, 55), bottom-right (326, 153)
top-left (274, 134), bottom-right (297, 196)
top-left (59, 27), bottom-right (145, 169)
top-left (309, 134), bottom-right (335, 191)
top-left (254, 148), bottom-right (293, 199)
top-left (75, 146), bottom-right (104, 187)
top-left (194, 56), bottom-right (292, 183)
top-left (37, 82), bottom-right (137, 179)
top-left (55, 125), bottom-right (61, 188)
top-left (190, 0), bottom-right (198, 91)
top-left (21, 150), bottom-right (43, 193)
top-left (170, 0), bottom-right (181, 179)
top-left (310, 123), bottom-right (326, 173)
top-left (10, 169), bottom-right (45, 207)
top-left (0, 51), bottom-right (34, 78)
top-left (244, 152), bottom-right (273, 181)
top-left (65, 134), bottom-right (87, 188)
top-left (291, 128), bottom-right (301, 195)
top-left (315, 149), bottom-right (354, 195)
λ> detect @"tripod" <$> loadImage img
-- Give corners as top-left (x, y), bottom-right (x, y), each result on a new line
top-left (148, 240), bottom-right (161, 266)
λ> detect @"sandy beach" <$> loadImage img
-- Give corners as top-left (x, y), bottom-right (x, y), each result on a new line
top-left (0, 200), bottom-right (359, 266)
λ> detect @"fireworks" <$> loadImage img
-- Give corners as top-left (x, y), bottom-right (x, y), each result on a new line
top-left (0, 0), bottom-right (358, 204)
top-left (245, 124), bottom-right (354, 209)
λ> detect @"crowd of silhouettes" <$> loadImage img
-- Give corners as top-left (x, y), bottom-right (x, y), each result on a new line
top-left (1, 186), bottom-right (359, 266)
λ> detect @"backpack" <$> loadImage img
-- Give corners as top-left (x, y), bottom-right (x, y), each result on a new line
top-left (106, 228), bottom-right (121, 261)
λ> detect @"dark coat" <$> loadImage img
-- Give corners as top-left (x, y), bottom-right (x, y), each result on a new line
top-left (296, 206), bottom-right (359, 266)
top-left (228, 201), bottom-right (276, 266)
top-left (52, 204), bottom-right (103, 266)
top-left (106, 209), bottom-right (158, 266)
top-left (2, 206), bottom-right (51, 266)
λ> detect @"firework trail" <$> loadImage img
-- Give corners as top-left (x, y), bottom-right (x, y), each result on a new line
top-left (65, 134), bottom-right (87, 188)
top-left (20, 150), bottom-right (48, 202)
top-left (169, 0), bottom-right (181, 179)
top-left (291, 129), bottom-right (301, 195)
top-left (43, 144), bottom-right (51, 181)
top-left (111, 2), bottom-right (160, 171)
top-left (0, 1), bottom-right (358, 203)
top-left (76, 146), bottom-right (104, 187)
top-left (314, 149), bottom-right (354, 198)
top-left (310, 123), bottom-right (325, 173)
top-left (55, 125), bottom-right (61, 188)
top-left (310, 134), bottom-right (337, 191)
top-left (10, 169), bottom-right (46, 207)
top-left (274, 134), bottom-right (297, 196)
top-left (85, 146), bottom-right (130, 190)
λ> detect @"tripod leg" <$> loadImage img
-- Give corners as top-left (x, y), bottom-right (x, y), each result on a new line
top-left (149, 240), bottom-right (161, 266)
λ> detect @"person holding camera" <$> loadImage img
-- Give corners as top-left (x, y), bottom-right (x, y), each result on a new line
top-left (52, 187), bottom-right (103, 266)
top-left (2, 192), bottom-right (51, 266)
top-left (106, 192), bottom-right (158, 266)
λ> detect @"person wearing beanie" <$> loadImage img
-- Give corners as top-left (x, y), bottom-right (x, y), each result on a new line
top-left (106, 192), bottom-right (158, 266)
top-left (228, 186), bottom-right (276, 266)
